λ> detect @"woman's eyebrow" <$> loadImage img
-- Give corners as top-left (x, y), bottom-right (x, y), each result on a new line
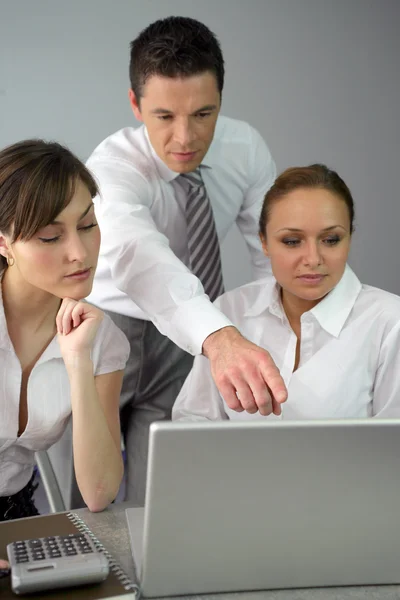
top-left (77, 202), bottom-right (95, 221)
top-left (276, 225), bottom-right (346, 233)
top-left (49, 202), bottom-right (94, 225)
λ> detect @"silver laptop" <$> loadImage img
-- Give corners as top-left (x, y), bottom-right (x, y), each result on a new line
top-left (126, 419), bottom-right (400, 598)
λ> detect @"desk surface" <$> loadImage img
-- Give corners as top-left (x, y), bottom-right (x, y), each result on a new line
top-left (75, 502), bottom-right (400, 600)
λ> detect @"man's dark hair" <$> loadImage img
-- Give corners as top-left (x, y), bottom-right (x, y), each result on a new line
top-left (129, 16), bottom-right (225, 102)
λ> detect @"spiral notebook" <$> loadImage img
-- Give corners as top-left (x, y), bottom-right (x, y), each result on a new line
top-left (0, 511), bottom-right (138, 599)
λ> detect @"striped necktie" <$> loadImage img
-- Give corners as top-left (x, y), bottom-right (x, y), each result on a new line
top-left (178, 168), bottom-right (224, 302)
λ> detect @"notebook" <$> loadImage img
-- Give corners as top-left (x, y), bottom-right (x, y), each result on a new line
top-left (0, 512), bottom-right (138, 599)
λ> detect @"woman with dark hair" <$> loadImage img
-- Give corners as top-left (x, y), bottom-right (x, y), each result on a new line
top-left (0, 139), bottom-right (129, 521)
top-left (173, 164), bottom-right (400, 421)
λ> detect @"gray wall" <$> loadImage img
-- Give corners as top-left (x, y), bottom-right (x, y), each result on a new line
top-left (1, 0), bottom-right (399, 293)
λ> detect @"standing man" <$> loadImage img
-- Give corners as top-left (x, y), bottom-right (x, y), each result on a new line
top-left (85, 16), bottom-right (286, 505)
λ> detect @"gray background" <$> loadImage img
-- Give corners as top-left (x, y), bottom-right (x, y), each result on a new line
top-left (1, 0), bottom-right (399, 293)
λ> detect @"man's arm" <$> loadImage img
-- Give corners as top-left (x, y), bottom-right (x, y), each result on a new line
top-left (90, 157), bottom-right (287, 411)
top-left (236, 126), bottom-right (276, 280)
top-left (203, 326), bottom-right (286, 415)
top-left (90, 160), bottom-right (231, 355)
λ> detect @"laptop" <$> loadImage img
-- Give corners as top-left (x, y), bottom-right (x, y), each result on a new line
top-left (126, 419), bottom-right (400, 597)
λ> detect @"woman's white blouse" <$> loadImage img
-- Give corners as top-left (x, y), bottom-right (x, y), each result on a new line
top-left (173, 266), bottom-right (400, 422)
top-left (0, 292), bottom-right (130, 497)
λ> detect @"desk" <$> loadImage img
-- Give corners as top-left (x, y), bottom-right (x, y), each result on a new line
top-left (75, 502), bottom-right (400, 600)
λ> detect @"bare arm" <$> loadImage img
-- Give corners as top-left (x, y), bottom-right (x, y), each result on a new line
top-left (67, 363), bottom-right (123, 512)
top-left (57, 299), bottom-right (124, 512)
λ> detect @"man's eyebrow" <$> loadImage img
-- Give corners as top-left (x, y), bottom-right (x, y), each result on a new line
top-left (49, 202), bottom-right (94, 225)
top-left (192, 104), bottom-right (218, 113)
top-left (150, 108), bottom-right (173, 115)
top-left (150, 104), bottom-right (218, 115)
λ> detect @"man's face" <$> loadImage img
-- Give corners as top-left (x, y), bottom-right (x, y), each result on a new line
top-left (129, 72), bottom-right (221, 173)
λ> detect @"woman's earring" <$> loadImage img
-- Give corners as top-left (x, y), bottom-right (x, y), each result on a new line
top-left (6, 256), bottom-right (14, 267)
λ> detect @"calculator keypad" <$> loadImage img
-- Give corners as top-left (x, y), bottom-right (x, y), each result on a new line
top-left (12, 534), bottom-right (95, 564)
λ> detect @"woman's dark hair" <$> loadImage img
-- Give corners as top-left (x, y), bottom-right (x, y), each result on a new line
top-left (129, 16), bottom-right (225, 102)
top-left (259, 164), bottom-right (355, 236)
top-left (0, 139), bottom-right (98, 270)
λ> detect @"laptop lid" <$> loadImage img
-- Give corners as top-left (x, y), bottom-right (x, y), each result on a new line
top-left (126, 419), bottom-right (400, 597)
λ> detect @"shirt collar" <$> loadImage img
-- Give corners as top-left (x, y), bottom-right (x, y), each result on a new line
top-left (243, 265), bottom-right (362, 336)
top-left (244, 277), bottom-right (287, 321)
top-left (309, 264), bottom-right (362, 337)
top-left (144, 126), bottom-right (214, 183)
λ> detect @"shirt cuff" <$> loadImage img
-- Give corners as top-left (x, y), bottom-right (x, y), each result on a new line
top-left (170, 299), bottom-right (233, 355)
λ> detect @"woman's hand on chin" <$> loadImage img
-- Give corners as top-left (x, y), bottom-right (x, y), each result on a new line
top-left (56, 298), bottom-right (103, 366)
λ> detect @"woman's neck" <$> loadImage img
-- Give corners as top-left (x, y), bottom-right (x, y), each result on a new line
top-left (1, 268), bottom-right (61, 332)
top-left (281, 289), bottom-right (321, 333)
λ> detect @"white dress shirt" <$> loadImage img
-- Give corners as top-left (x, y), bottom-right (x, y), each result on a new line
top-left (172, 266), bottom-right (400, 421)
top-left (86, 115), bottom-right (275, 355)
top-left (0, 286), bottom-right (130, 497)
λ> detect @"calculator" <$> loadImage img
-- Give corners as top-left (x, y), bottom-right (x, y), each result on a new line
top-left (6, 532), bottom-right (109, 595)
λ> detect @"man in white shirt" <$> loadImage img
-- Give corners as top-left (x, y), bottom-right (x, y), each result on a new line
top-left (84, 16), bottom-right (287, 505)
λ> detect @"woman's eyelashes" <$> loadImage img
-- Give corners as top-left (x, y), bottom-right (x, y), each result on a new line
top-left (282, 238), bottom-right (301, 247)
top-left (281, 234), bottom-right (342, 247)
top-left (323, 235), bottom-right (341, 246)
top-left (38, 223), bottom-right (98, 244)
